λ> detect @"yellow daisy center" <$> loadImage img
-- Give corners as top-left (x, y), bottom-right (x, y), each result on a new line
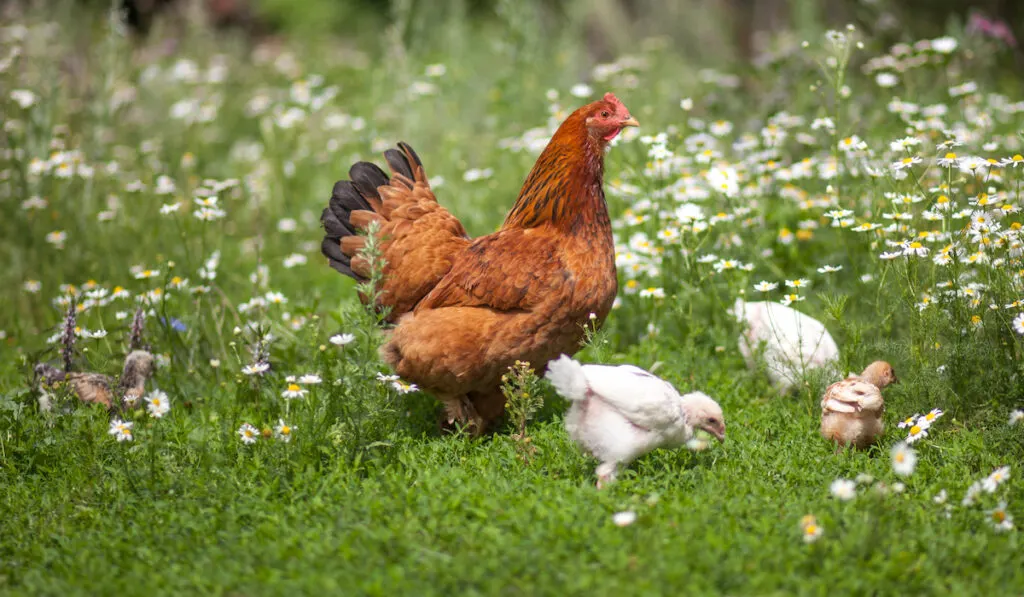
top-left (910, 425), bottom-right (922, 435)
top-left (287, 383), bottom-right (301, 393)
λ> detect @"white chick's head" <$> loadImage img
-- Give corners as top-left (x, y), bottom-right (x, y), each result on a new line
top-left (861, 361), bottom-right (898, 389)
top-left (681, 391), bottom-right (726, 442)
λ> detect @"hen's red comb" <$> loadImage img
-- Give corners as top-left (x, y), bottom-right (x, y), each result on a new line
top-left (603, 92), bottom-right (623, 107)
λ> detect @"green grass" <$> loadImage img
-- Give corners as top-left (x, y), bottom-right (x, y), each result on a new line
top-left (2, 2), bottom-right (1024, 595)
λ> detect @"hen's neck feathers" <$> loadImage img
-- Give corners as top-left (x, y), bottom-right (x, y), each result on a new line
top-left (503, 113), bottom-right (609, 233)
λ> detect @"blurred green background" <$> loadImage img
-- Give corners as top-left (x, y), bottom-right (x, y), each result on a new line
top-left (64, 0), bottom-right (1021, 68)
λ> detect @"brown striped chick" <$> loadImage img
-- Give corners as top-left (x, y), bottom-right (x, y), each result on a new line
top-left (820, 361), bottom-right (898, 450)
top-left (65, 372), bottom-right (115, 408)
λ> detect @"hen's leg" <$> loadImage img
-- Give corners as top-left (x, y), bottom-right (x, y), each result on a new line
top-left (595, 462), bottom-right (618, 489)
top-left (438, 394), bottom-right (484, 435)
top-left (469, 390), bottom-right (506, 431)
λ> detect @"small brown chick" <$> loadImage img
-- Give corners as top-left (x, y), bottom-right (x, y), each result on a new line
top-left (35, 350), bottom-right (156, 411)
top-left (820, 361), bottom-right (898, 450)
top-left (117, 350), bottom-right (155, 408)
top-left (66, 372), bottom-right (115, 408)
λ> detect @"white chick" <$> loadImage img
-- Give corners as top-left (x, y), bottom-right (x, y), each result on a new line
top-left (546, 355), bottom-right (725, 488)
top-left (820, 361), bottom-right (898, 450)
top-left (733, 298), bottom-right (840, 394)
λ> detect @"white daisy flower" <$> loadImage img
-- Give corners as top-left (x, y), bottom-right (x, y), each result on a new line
top-left (238, 423), bottom-right (259, 445)
top-left (962, 481), bottom-right (983, 506)
top-left (800, 516), bottom-right (823, 543)
top-left (830, 479), bottom-right (857, 501)
top-left (988, 501), bottom-right (1015, 532)
top-left (329, 333), bottom-right (355, 346)
top-left (108, 419), bottom-right (134, 442)
top-left (242, 362), bottom-right (270, 375)
top-left (1012, 313), bottom-right (1024, 335)
top-left (982, 466), bottom-right (1010, 493)
top-left (144, 390), bottom-right (170, 418)
top-left (898, 414), bottom-right (920, 429)
top-left (906, 422), bottom-right (929, 444)
top-left (891, 442), bottom-right (917, 477)
top-left (274, 419), bottom-right (296, 443)
top-left (281, 383), bottom-right (308, 400)
top-left (920, 408), bottom-right (944, 425)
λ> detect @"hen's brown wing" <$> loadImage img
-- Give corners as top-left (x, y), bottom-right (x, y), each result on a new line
top-left (416, 228), bottom-right (567, 313)
top-left (321, 143), bottom-right (471, 321)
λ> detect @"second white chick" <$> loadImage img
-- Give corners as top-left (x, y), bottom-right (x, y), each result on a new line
top-left (733, 298), bottom-right (840, 394)
top-left (546, 355), bottom-right (725, 488)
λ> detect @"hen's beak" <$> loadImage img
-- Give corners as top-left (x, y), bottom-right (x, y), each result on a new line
top-left (621, 116), bottom-right (640, 128)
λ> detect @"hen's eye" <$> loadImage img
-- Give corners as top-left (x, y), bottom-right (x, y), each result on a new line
top-left (601, 110), bottom-right (610, 118)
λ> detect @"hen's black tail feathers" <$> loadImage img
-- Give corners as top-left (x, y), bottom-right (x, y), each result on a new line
top-left (320, 142), bottom-right (423, 280)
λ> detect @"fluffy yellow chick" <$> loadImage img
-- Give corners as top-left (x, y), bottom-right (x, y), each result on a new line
top-left (820, 361), bottom-right (898, 449)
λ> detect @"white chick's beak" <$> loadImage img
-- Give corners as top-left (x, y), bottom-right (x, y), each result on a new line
top-left (700, 423), bottom-right (726, 443)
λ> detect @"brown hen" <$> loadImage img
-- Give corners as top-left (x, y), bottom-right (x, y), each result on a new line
top-left (321, 93), bottom-right (638, 432)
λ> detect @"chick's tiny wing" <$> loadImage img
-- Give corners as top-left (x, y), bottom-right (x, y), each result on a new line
top-left (821, 379), bottom-right (882, 413)
top-left (581, 364), bottom-right (683, 430)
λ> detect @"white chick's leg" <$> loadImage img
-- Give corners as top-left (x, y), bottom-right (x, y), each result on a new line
top-left (595, 462), bottom-right (618, 489)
